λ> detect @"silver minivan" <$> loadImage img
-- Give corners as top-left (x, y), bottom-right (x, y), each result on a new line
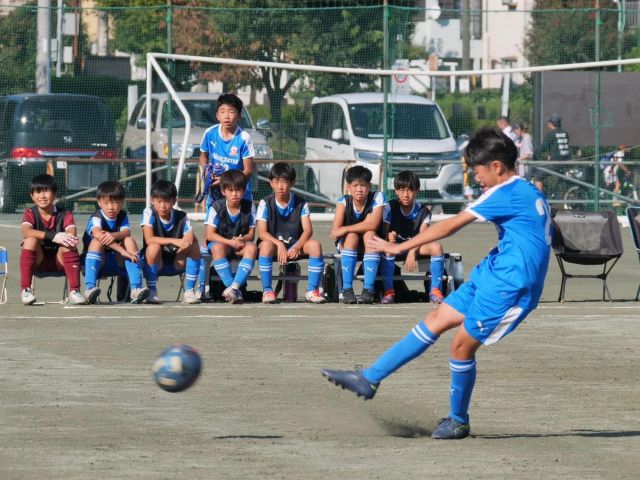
top-left (305, 93), bottom-right (464, 212)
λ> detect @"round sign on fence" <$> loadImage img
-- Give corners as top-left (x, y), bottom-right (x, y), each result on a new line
top-left (394, 68), bottom-right (408, 83)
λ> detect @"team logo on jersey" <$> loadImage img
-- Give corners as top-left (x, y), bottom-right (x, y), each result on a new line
top-left (230, 146), bottom-right (238, 155)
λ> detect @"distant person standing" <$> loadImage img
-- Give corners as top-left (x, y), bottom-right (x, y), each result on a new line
top-left (514, 122), bottom-right (534, 180)
top-left (496, 116), bottom-right (517, 142)
top-left (536, 114), bottom-right (570, 192)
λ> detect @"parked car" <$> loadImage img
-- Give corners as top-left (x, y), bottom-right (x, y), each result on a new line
top-left (304, 93), bottom-right (465, 212)
top-left (0, 93), bottom-right (118, 213)
top-left (121, 92), bottom-right (273, 199)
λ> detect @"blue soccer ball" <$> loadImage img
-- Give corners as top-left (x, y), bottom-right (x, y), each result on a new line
top-left (152, 344), bottom-right (202, 393)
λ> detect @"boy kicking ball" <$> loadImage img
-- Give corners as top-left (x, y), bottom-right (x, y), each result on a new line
top-left (321, 127), bottom-right (551, 439)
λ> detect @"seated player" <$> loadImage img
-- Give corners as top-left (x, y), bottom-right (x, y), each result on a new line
top-left (20, 174), bottom-right (85, 305)
top-left (256, 162), bottom-right (326, 304)
top-left (381, 170), bottom-right (445, 305)
top-left (141, 180), bottom-right (201, 304)
top-left (330, 165), bottom-right (387, 304)
top-left (83, 181), bottom-right (150, 304)
top-left (322, 127), bottom-right (551, 440)
top-left (201, 170), bottom-right (257, 304)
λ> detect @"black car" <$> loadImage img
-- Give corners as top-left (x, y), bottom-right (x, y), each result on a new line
top-left (0, 93), bottom-right (118, 213)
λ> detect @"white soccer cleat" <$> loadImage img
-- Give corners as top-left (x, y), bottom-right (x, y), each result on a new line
top-left (84, 287), bottom-right (101, 305)
top-left (182, 289), bottom-right (201, 304)
top-left (146, 290), bottom-right (162, 304)
top-left (222, 286), bottom-right (243, 304)
top-left (305, 289), bottom-right (327, 304)
top-left (130, 287), bottom-right (151, 304)
top-left (21, 288), bottom-right (36, 306)
top-left (68, 290), bottom-right (86, 305)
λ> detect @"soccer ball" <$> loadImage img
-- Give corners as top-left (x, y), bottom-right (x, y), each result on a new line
top-left (152, 344), bottom-right (202, 393)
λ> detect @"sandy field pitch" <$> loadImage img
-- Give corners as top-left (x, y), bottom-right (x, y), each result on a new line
top-left (0, 215), bottom-right (639, 479)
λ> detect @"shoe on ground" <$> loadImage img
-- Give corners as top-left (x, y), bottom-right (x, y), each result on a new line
top-left (182, 289), bottom-right (201, 304)
top-left (146, 290), bottom-right (162, 304)
top-left (358, 288), bottom-right (375, 304)
top-left (429, 287), bottom-right (444, 304)
top-left (321, 369), bottom-right (379, 400)
top-left (431, 416), bottom-right (470, 440)
top-left (130, 287), bottom-right (151, 304)
top-left (68, 290), bottom-right (86, 305)
top-left (262, 290), bottom-right (277, 304)
top-left (305, 289), bottom-right (327, 304)
top-left (84, 287), bottom-right (101, 305)
top-left (21, 288), bottom-right (36, 305)
top-left (342, 288), bottom-right (357, 304)
top-left (223, 286), bottom-right (243, 304)
top-left (381, 288), bottom-right (395, 304)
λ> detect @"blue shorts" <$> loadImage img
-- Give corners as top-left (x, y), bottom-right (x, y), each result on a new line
top-left (444, 280), bottom-right (532, 346)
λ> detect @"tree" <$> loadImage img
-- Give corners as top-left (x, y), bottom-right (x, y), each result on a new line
top-left (524, 1), bottom-right (626, 66)
top-left (0, 3), bottom-right (37, 95)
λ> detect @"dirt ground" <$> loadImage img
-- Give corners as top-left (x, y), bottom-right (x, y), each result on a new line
top-left (0, 215), bottom-right (639, 480)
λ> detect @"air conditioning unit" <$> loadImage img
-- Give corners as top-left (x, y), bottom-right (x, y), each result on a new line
top-left (502, 0), bottom-right (517, 6)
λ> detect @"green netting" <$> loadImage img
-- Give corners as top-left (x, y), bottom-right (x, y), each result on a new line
top-left (1, 2), bottom-right (639, 215)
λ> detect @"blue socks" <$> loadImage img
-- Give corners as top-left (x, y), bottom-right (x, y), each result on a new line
top-left (430, 255), bottom-right (444, 292)
top-left (144, 262), bottom-right (159, 293)
top-left (259, 256), bottom-right (273, 292)
top-left (362, 253), bottom-right (380, 290)
top-left (198, 246), bottom-right (212, 295)
top-left (84, 251), bottom-right (103, 289)
top-left (125, 257), bottom-right (143, 289)
top-left (363, 321), bottom-right (439, 383)
top-left (307, 256), bottom-right (324, 292)
top-left (380, 255), bottom-right (395, 291)
top-left (341, 249), bottom-right (358, 290)
top-left (233, 258), bottom-right (255, 289)
top-left (213, 257), bottom-right (234, 288)
top-left (448, 358), bottom-right (477, 424)
top-left (185, 257), bottom-right (201, 291)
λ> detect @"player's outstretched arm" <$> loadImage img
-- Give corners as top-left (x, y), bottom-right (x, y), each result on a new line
top-left (366, 211), bottom-right (476, 255)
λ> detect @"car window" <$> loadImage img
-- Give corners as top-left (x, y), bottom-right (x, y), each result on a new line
top-left (348, 103), bottom-right (450, 140)
top-left (161, 99), bottom-right (252, 130)
top-left (0, 100), bottom-right (14, 153)
top-left (137, 99), bottom-right (159, 126)
top-left (129, 97), bottom-right (146, 126)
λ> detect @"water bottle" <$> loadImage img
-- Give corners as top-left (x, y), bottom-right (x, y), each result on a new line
top-left (451, 254), bottom-right (464, 291)
top-left (283, 262), bottom-right (301, 302)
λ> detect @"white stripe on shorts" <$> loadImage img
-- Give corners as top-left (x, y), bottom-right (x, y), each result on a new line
top-left (484, 306), bottom-right (523, 346)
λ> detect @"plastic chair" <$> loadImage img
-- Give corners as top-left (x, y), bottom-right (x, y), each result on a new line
top-left (0, 246), bottom-right (8, 304)
top-left (625, 206), bottom-right (640, 300)
top-left (551, 209), bottom-right (624, 302)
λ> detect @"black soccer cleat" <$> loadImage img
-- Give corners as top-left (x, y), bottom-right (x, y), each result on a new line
top-left (342, 288), bottom-right (357, 304)
top-left (321, 369), bottom-right (379, 400)
top-left (431, 416), bottom-right (471, 440)
top-left (358, 288), bottom-right (375, 304)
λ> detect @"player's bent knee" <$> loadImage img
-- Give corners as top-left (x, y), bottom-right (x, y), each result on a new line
top-left (244, 242), bottom-right (258, 257)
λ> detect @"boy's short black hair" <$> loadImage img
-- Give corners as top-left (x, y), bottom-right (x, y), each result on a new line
top-left (96, 181), bottom-right (125, 201)
top-left (150, 179), bottom-right (177, 201)
top-left (216, 93), bottom-right (243, 114)
top-left (394, 170), bottom-right (420, 191)
top-left (464, 127), bottom-right (517, 170)
top-left (269, 162), bottom-right (296, 182)
top-left (220, 169), bottom-right (247, 191)
top-left (30, 174), bottom-right (57, 194)
top-left (346, 165), bottom-right (372, 184)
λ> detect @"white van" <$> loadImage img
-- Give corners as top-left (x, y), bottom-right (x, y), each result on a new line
top-left (305, 93), bottom-right (464, 212)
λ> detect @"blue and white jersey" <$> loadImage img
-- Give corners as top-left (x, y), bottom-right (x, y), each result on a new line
top-left (200, 124), bottom-right (255, 200)
top-left (465, 176), bottom-right (551, 310)
top-left (382, 200), bottom-right (430, 226)
top-left (85, 210), bottom-right (130, 240)
top-left (256, 195), bottom-right (310, 222)
top-left (205, 201), bottom-right (257, 228)
top-left (140, 207), bottom-right (192, 235)
top-left (336, 191), bottom-right (386, 221)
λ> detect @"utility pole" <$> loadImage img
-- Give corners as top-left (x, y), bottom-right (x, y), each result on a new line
top-left (461, 0), bottom-right (471, 70)
top-left (56, 0), bottom-right (63, 77)
top-left (36, 0), bottom-right (51, 93)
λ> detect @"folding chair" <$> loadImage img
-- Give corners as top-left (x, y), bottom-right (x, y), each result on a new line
top-left (551, 209), bottom-right (624, 302)
top-left (0, 246), bottom-right (8, 304)
top-left (32, 271), bottom-right (69, 304)
top-left (625, 206), bottom-right (640, 300)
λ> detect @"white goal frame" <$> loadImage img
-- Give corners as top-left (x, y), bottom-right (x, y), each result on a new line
top-left (145, 52), bottom-right (640, 208)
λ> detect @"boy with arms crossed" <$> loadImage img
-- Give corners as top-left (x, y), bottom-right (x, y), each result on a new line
top-left (331, 165), bottom-right (387, 305)
top-left (381, 170), bottom-right (445, 305)
top-left (20, 174), bottom-right (85, 305)
top-left (256, 162), bottom-right (326, 304)
top-left (83, 181), bottom-right (150, 304)
top-left (141, 180), bottom-right (201, 304)
top-left (202, 170), bottom-right (257, 304)
top-left (322, 128), bottom-right (551, 440)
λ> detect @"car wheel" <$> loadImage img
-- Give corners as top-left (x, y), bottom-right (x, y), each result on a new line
top-left (0, 177), bottom-right (16, 214)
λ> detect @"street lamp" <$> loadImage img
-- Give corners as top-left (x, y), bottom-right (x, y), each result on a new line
top-left (613, 0), bottom-right (626, 72)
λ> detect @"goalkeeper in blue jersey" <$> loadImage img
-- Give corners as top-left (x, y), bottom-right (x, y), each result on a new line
top-left (322, 127), bottom-right (552, 440)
